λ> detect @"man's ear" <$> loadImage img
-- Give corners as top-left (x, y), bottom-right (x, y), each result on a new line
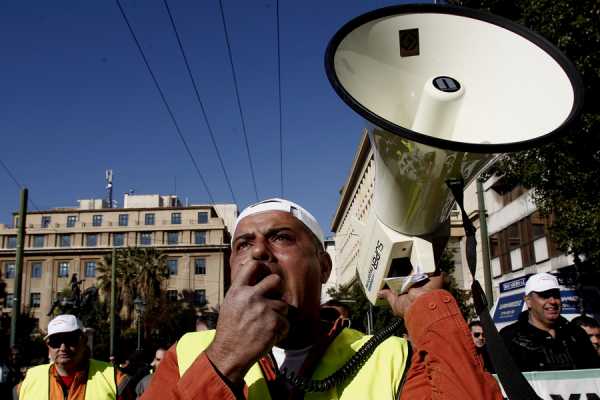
top-left (524, 295), bottom-right (532, 309)
top-left (319, 251), bottom-right (332, 284)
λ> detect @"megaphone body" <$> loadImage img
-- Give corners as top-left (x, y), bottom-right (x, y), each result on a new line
top-left (326, 4), bottom-right (582, 304)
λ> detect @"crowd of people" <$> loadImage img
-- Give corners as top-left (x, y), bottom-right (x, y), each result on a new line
top-left (1, 199), bottom-right (600, 399)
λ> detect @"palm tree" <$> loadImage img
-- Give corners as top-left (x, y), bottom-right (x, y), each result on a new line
top-left (135, 247), bottom-right (169, 304)
top-left (97, 247), bottom-right (169, 323)
top-left (98, 248), bottom-right (139, 322)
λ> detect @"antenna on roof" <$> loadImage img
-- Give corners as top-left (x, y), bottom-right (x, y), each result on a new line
top-left (105, 170), bottom-right (113, 208)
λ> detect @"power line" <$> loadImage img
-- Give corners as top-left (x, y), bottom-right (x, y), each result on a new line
top-left (276, 0), bottom-right (284, 197)
top-left (217, 0), bottom-right (259, 202)
top-left (161, 0), bottom-right (238, 205)
top-left (115, 0), bottom-right (215, 204)
top-left (0, 157), bottom-right (41, 211)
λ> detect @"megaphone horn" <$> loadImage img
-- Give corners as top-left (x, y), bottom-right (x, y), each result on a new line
top-left (325, 4), bottom-right (583, 304)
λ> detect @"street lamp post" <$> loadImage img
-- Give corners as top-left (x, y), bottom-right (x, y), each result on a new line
top-left (133, 297), bottom-right (145, 351)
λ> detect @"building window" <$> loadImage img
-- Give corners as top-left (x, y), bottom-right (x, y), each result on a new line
top-left (41, 216), bottom-right (51, 228)
top-left (194, 258), bottom-right (206, 275)
top-left (6, 236), bottom-right (17, 249)
top-left (92, 215), bottom-right (103, 227)
top-left (30, 293), bottom-right (41, 308)
top-left (167, 290), bottom-right (178, 302)
top-left (489, 212), bottom-right (559, 276)
top-left (66, 215), bottom-right (77, 228)
top-left (113, 233), bottom-right (125, 247)
top-left (33, 235), bottom-right (44, 248)
top-left (194, 231), bottom-right (206, 245)
top-left (86, 234), bottom-right (98, 247)
top-left (140, 232), bottom-right (152, 246)
top-left (167, 259), bottom-right (178, 275)
top-left (59, 234), bottom-right (71, 248)
top-left (4, 262), bottom-right (15, 279)
top-left (193, 289), bottom-right (206, 306)
top-left (58, 262), bottom-right (69, 278)
top-left (171, 212), bottom-right (181, 225)
top-left (31, 262), bottom-right (43, 278)
top-left (167, 232), bottom-right (179, 245)
top-left (84, 261), bottom-right (96, 278)
top-left (197, 212), bottom-right (208, 224)
top-left (118, 214), bottom-right (129, 227)
top-left (145, 213), bottom-right (155, 225)
top-left (6, 293), bottom-right (14, 308)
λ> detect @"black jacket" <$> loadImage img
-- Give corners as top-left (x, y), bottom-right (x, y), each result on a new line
top-left (500, 310), bottom-right (600, 372)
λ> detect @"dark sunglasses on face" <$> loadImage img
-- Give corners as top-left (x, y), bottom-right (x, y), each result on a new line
top-left (47, 332), bottom-right (81, 348)
top-left (533, 289), bottom-right (561, 300)
top-left (472, 332), bottom-right (483, 338)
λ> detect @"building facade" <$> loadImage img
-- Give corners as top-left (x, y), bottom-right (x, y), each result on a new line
top-left (0, 194), bottom-right (236, 330)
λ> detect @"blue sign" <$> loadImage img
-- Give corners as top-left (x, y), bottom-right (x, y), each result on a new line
top-left (493, 292), bottom-right (525, 323)
top-left (560, 290), bottom-right (579, 314)
top-left (499, 275), bottom-right (531, 293)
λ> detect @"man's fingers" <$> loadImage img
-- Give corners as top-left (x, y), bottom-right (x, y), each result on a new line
top-left (378, 288), bottom-right (397, 305)
top-left (230, 261), bottom-right (269, 288)
top-left (254, 273), bottom-right (284, 299)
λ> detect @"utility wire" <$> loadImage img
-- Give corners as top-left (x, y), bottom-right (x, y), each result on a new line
top-left (217, 0), bottom-right (259, 202)
top-left (276, 0), bottom-right (283, 197)
top-left (0, 157), bottom-right (41, 211)
top-left (161, 0), bottom-right (238, 205)
top-left (115, 0), bottom-right (215, 204)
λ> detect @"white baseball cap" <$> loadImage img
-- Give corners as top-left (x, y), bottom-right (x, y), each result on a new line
top-left (233, 198), bottom-right (324, 247)
top-left (45, 314), bottom-right (84, 339)
top-left (524, 272), bottom-right (560, 296)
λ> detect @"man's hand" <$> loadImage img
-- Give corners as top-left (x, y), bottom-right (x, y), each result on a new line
top-left (378, 274), bottom-right (444, 318)
top-left (205, 261), bottom-right (289, 385)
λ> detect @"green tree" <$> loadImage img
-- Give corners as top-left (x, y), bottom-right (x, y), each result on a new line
top-left (327, 249), bottom-right (475, 333)
top-left (449, 0), bottom-right (600, 311)
top-left (97, 247), bottom-right (169, 323)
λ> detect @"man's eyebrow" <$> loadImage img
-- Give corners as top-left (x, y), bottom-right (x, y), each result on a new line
top-left (233, 226), bottom-right (295, 244)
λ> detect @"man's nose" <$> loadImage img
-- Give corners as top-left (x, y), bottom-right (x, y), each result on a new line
top-left (251, 237), bottom-right (273, 261)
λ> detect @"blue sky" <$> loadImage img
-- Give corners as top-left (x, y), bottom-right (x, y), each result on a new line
top-left (0, 0), bottom-right (421, 235)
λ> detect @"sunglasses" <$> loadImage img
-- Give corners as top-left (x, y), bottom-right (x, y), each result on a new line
top-left (532, 289), bottom-right (561, 300)
top-left (472, 332), bottom-right (483, 338)
top-left (47, 332), bottom-right (81, 349)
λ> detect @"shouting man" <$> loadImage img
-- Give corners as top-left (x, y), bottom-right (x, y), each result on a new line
top-left (143, 198), bottom-right (501, 399)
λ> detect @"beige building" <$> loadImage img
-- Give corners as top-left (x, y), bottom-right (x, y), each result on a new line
top-left (0, 194), bottom-right (237, 329)
top-left (330, 131), bottom-right (465, 291)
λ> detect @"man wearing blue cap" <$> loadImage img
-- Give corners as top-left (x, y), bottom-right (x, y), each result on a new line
top-left (500, 272), bottom-right (600, 371)
top-left (143, 198), bottom-right (501, 399)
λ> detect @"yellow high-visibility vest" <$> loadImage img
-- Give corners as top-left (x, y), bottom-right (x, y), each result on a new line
top-left (19, 359), bottom-right (116, 400)
top-left (176, 329), bottom-right (408, 399)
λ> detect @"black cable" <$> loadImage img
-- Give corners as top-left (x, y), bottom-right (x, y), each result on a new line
top-left (217, 0), bottom-right (259, 202)
top-left (0, 157), bottom-right (41, 211)
top-left (277, 319), bottom-right (403, 392)
top-left (276, 0), bottom-right (283, 197)
top-left (161, 0), bottom-right (238, 205)
top-left (115, 0), bottom-right (215, 204)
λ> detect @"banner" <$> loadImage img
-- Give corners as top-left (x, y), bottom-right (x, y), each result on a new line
top-left (494, 369), bottom-right (600, 399)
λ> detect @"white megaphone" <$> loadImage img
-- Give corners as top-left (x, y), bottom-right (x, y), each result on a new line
top-left (325, 4), bottom-right (583, 304)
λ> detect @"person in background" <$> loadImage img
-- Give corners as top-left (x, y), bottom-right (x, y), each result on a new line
top-left (500, 272), bottom-right (600, 371)
top-left (195, 312), bottom-right (218, 332)
top-left (16, 314), bottom-right (133, 399)
top-left (320, 299), bottom-right (354, 333)
top-left (469, 320), bottom-right (494, 373)
top-left (571, 315), bottom-right (600, 357)
top-left (135, 347), bottom-right (167, 399)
